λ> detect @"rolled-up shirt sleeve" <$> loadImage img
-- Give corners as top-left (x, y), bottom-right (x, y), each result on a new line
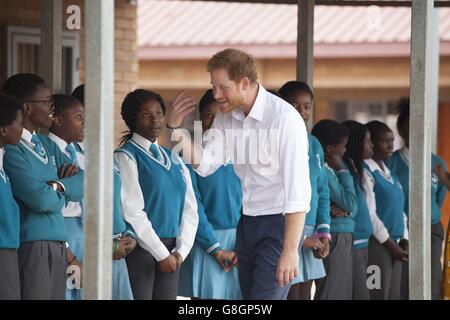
top-left (114, 151), bottom-right (170, 262)
top-left (279, 114), bottom-right (311, 214)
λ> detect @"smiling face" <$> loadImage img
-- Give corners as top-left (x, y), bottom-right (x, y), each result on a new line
top-left (372, 129), bottom-right (395, 162)
top-left (25, 84), bottom-right (54, 130)
top-left (135, 99), bottom-right (164, 142)
top-left (210, 68), bottom-right (246, 113)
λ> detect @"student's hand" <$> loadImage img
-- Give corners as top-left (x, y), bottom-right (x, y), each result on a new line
top-left (158, 254), bottom-right (178, 273)
top-left (302, 237), bottom-right (325, 251)
top-left (213, 250), bottom-right (237, 272)
top-left (399, 239), bottom-right (409, 254)
top-left (383, 238), bottom-right (408, 261)
top-left (58, 163), bottom-right (79, 178)
top-left (113, 241), bottom-right (127, 260)
top-left (330, 204), bottom-right (348, 217)
top-left (165, 90), bottom-right (197, 129)
top-left (276, 249), bottom-right (299, 287)
top-left (325, 153), bottom-right (345, 171)
top-left (317, 238), bottom-right (330, 259)
top-left (172, 252), bottom-right (183, 268)
top-left (434, 164), bottom-right (450, 190)
top-left (119, 236), bottom-right (137, 256)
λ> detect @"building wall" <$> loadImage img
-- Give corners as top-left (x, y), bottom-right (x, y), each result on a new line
top-left (0, 0), bottom-right (138, 145)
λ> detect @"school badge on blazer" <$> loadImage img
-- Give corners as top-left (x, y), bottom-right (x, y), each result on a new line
top-left (431, 172), bottom-right (439, 188)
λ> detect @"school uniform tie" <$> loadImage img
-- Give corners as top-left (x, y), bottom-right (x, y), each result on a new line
top-left (31, 134), bottom-right (43, 154)
top-left (65, 143), bottom-right (79, 165)
top-left (149, 143), bottom-right (162, 161)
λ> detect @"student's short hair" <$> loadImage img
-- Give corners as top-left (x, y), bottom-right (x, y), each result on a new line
top-left (0, 94), bottom-right (22, 127)
top-left (1, 73), bottom-right (46, 101)
top-left (278, 81), bottom-right (314, 103)
top-left (207, 48), bottom-right (258, 84)
top-left (120, 89), bottom-right (166, 146)
top-left (52, 94), bottom-right (81, 116)
top-left (199, 89), bottom-right (216, 114)
top-left (312, 119), bottom-right (349, 148)
top-left (366, 120), bottom-right (392, 142)
top-left (71, 84), bottom-right (85, 106)
top-left (396, 97), bottom-right (410, 132)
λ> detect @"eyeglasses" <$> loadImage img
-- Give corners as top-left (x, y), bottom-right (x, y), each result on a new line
top-left (24, 99), bottom-right (55, 113)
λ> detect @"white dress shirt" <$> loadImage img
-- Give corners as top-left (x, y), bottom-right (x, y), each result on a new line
top-left (195, 84), bottom-right (311, 216)
top-left (48, 132), bottom-right (83, 218)
top-left (363, 159), bottom-right (409, 243)
top-left (115, 133), bottom-right (198, 262)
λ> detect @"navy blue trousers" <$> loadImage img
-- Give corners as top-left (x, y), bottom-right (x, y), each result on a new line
top-left (236, 214), bottom-right (291, 300)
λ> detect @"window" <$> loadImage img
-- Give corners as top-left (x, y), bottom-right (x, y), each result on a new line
top-left (7, 25), bottom-right (80, 94)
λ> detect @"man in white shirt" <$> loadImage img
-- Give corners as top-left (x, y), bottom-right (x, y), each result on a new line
top-left (165, 48), bottom-right (311, 299)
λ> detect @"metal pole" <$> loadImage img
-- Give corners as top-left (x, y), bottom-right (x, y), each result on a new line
top-left (39, 0), bottom-right (62, 93)
top-left (83, 0), bottom-right (115, 300)
top-left (297, 0), bottom-right (315, 127)
top-left (409, 0), bottom-right (433, 300)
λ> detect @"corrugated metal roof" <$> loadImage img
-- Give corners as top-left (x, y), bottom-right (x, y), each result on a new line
top-left (138, 0), bottom-right (450, 48)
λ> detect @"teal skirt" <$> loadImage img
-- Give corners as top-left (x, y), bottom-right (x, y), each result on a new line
top-left (64, 217), bottom-right (83, 300)
top-left (178, 228), bottom-right (242, 300)
top-left (292, 224), bottom-right (326, 284)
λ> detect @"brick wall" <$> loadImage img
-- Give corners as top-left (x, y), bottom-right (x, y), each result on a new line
top-left (0, 0), bottom-right (138, 146)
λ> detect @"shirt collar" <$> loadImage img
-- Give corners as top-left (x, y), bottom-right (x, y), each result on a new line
top-left (0, 148), bottom-right (4, 172)
top-left (131, 132), bottom-right (159, 151)
top-left (21, 128), bottom-right (35, 144)
top-left (48, 132), bottom-right (69, 152)
top-left (364, 158), bottom-right (391, 176)
top-left (231, 83), bottom-right (267, 122)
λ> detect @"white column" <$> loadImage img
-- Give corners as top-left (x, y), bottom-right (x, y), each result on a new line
top-left (409, 0), bottom-right (434, 300)
top-left (83, 0), bottom-right (115, 300)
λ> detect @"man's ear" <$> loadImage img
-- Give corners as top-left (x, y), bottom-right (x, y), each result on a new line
top-left (240, 77), bottom-right (250, 91)
top-left (325, 145), bottom-right (333, 154)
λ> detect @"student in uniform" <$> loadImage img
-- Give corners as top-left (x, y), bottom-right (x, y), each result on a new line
top-left (279, 81), bottom-right (331, 300)
top-left (115, 89), bottom-right (198, 300)
top-left (311, 119), bottom-right (357, 300)
top-left (48, 94), bottom-right (85, 300)
top-left (0, 95), bottom-right (23, 300)
top-left (342, 120), bottom-right (374, 300)
top-left (2, 74), bottom-right (84, 300)
top-left (365, 120), bottom-right (409, 300)
top-left (59, 89), bottom-right (136, 300)
top-left (178, 89), bottom-right (242, 300)
top-left (387, 98), bottom-right (448, 300)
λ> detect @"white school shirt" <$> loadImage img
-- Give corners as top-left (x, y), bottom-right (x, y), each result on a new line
top-left (115, 133), bottom-right (199, 262)
top-left (48, 132), bottom-right (83, 218)
top-left (0, 148), bottom-right (5, 183)
top-left (195, 83), bottom-right (311, 216)
top-left (363, 159), bottom-right (409, 243)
